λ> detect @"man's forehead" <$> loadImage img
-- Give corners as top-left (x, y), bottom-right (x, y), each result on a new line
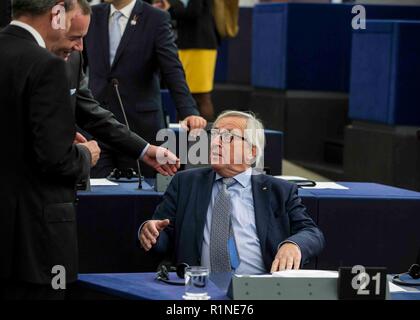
top-left (215, 116), bottom-right (247, 130)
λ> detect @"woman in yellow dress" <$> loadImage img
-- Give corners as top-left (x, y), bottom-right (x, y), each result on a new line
top-left (154, 0), bottom-right (219, 121)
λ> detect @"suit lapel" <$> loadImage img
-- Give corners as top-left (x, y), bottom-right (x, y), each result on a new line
top-left (194, 169), bottom-right (215, 258)
top-left (97, 5), bottom-right (111, 72)
top-left (111, 0), bottom-right (144, 69)
top-left (251, 173), bottom-right (272, 261)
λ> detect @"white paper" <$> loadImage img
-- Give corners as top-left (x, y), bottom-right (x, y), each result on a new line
top-left (90, 179), bottom-right (118, 186)
top-left (388, 281), bottom-right (419, 293)
top-left (272, 270), bottom-right (339, 278)
top-left (275, 176), bottom-right (311, 181)
top-left (301, 182), bottom-right (349, 190)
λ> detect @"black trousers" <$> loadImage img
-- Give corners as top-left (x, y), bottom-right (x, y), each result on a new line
top-left (0, 281), bottom-right (66, 300)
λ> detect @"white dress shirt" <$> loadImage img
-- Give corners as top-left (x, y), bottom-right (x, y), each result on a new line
top-left (201, 168), bottom-right (267, 275)
top-left (109, 0), bottom-right (137, 35)
top-left (10, 20), bottom-right (46, 48)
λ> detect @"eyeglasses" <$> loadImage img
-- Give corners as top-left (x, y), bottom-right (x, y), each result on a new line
top-left (209, 129), bottom-right (248, 144)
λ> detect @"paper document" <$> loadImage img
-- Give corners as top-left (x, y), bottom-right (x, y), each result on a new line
top-left (301, 182), bottom-right (348, 190)
top-left (275, 176), bottom-right (311, 181)
top-left (272, 270), bottom-right (339, 278)
top-left (90, 179), bottom-right (118, 186)
top-left (388, 281), bottom-right (419, 293)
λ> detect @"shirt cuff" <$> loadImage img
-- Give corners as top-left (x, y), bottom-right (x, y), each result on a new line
top-left (138, 220), bottom-right (149, 240)
top-left (139, 143), bottom-right (150, 160)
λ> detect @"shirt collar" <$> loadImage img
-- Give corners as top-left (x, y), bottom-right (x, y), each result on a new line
top-left (10, 20), bottom-right (46, 48)
top-left (110, 0), bottom-right (136, 19)
top-left (215, 168), bottom-right (253, 188)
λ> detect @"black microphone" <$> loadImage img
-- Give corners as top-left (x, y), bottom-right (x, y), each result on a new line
top-left (112, 78), bottom-right (143, 189)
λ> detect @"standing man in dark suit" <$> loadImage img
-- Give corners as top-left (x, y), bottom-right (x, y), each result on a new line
top-left (51, 0), bottom-right (181, 177)
top-left (0, 0), bottom-right (100, 299)
top-left (139, 111), bottom-right (325, 274)
top-left (84, 0), bottom-right (207, 178)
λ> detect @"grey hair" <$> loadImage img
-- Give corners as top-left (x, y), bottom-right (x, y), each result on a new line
top-left (213, 110), bottom-right (266, 171)
top-left (12, 0), bottom-right (76, 18)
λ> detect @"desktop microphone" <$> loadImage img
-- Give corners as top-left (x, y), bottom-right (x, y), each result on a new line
top-left (112, 78), bottom-right (143, 189)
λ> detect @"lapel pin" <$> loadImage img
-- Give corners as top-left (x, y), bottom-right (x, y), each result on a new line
top-left (262, 186), bottom-right (268, 191)
top-left (131, 15), bottom-right (139, 26)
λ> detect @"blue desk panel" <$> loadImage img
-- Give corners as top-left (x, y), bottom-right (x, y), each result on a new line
top-left (349, 20), bottom-right (420, 126)
top-left (252, 3), bottom-right (420, 91)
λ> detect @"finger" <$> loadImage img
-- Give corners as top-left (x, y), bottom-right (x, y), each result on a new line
top-left (165, 150), bottom-right (179, 165)
top-left (270, 258), bottom-right (280, 273)
top-left (293, 256), bottom-right (301, 270)
top-left (279, 256), bottom-right (287, 271)
top-left (143, 227), bottom-right (157, 244)
top-left (180, 120), bottom-right (189, 131)
top-left (147, 222), bottom-right (160, 238)
top-left (156, 166), bottom-right (169, 176)
top-left (140, 234), bottom-right (151, 251)
top-left (201, 119), bottom-right (208, 128)
top-left (161, 164), bottom-right (177, 175)
top-left (156, 219), bottom-right (170, 231)
top-left (190, 118), bottom-right (200, 130)
top-left (286, 256), bottom-right (294, 270)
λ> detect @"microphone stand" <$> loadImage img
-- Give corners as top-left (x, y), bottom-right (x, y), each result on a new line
top-left (112, 79), bottom-right (143, 189)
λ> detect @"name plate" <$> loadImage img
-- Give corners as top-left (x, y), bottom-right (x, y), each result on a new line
top-left (338, 266), bottom-right (388, 300)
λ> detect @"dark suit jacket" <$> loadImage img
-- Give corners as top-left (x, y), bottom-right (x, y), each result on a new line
top-left (168, 0), bottom-right (219, 49)
top-left (84, 0), bottom-right (199, 144)
top-left (66, 52), bottom-right (148, 157)
top-left (0, 26), bottom-right (91, 284)
top-left (150, 168), bottom-right (325, 272)
top-left (0, 1), bottom-right (11, 28)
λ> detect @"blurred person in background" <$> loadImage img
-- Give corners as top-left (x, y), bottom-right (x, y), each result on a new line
top-left (153, 0), bottom-right (219, 121)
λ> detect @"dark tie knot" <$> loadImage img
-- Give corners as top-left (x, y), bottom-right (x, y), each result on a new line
top-left (222, 178), bottom-right (236, 188)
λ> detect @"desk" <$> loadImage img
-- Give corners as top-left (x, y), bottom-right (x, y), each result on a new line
top-left (77, 182), bottom-right (420, 274)
top-left (75, 273), bottom-right (420, 300)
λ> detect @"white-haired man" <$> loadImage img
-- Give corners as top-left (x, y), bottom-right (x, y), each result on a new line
top-left (139, 111), bottom-right (325, 274)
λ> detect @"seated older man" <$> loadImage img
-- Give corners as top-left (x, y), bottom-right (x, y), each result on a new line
top-left (139, 110), bottom-right (325, 274)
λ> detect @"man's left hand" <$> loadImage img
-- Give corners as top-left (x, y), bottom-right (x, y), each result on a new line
top-left (181, 115), bottom-right (207, 133)
top-left (270, 242), bottom-right (302, 272)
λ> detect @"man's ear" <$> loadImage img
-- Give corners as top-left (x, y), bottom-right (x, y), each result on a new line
top-left (51, 4), bottom-right (66, 30)
top-left (245, 145), bottom-right (257, 166)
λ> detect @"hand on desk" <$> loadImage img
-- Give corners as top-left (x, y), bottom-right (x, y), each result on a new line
top-left (140, 219), bottom-right (170, 251)
top-left (142, 145), bottom-right (180, 176)
top-left (271, 242), bottom-right (302, 272)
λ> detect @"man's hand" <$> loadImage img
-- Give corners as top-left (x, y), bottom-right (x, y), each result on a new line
top-left (270, 242), bottom-right (302, 272)
top-left (181, 115), bottom-right (207, 135)
top-left (80, 140), bottom-right (101, 167)
top-left (74, 132), bottom-right (88, 144)
top-left (142, 145), bottom-right (180, 176)
top-left (140, 219), bottom-right (170, 251)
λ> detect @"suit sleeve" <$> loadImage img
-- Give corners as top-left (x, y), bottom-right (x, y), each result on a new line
top-left (29, 56), bottom-right (90, 182)
top-left (74, 58), bottom-right (149, 158)
top-left (284, 184), bottom-right (326, 265)
top-left (168, 0), bottom-right (204, 19)
top-left (155, 11), bottom-right (200, 120)
top-left (150, 173), bottom-right (180, 255)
